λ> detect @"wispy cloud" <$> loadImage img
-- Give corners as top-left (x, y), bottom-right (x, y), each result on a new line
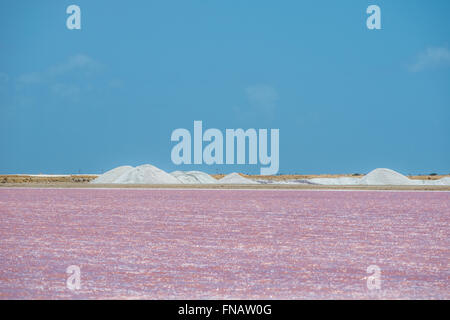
top-left (245, 85), bottom-right (278, 116)
top-left (108, 78), bottom-right (124, 89)
top-left (16, 54), bottom-right (102, 98)
top-left (47, 54), bottom-right (101, 77)
top-left (50, 83), bottom-right (81, 98)
top-left (409, 46), bottom-right (450, 72)
top-left (0, 72), bottom-right (9, 84)
top-left (18, 54), bottom-right (101, 85)
top-left (17, 72), bottom-right (43, 84)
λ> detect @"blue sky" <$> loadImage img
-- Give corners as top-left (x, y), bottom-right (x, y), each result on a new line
top-left (1, 0), bottom-right (449, 175)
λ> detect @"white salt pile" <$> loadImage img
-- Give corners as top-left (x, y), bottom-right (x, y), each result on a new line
top-left (91, 166), bottom-right (134, 184)
top-left (437, 177), bottom-right (450, 185)
top-left (113, 164), bottom-right (181, 184)
top-left (91, 164), bottom-right (180, 184)
top-left (188, 171), bottom-right (219, 184)
top-left (92, 165), bottom-right (449, 186)
top-left (91, 165), bottom-right (219, 184)
top-left (171, 171), bottom-right (218, 184)
top-left (408, 177), bottom-right (450, 186)
top-left (171, 171), bottom-right (199, 184)
top-left (306, 168), bottom-right (450, 186)
top-left (359, 168), bottom-right (414, 185)
top-left (257, 179), bottom-right (314, 185)
top-left (307, 176), bottom-right (362, 186)
top-left (218, 172), bottom-right (258, 184)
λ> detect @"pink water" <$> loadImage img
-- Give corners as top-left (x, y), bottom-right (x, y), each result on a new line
top-left (0, 188), bottom-right (448, 299)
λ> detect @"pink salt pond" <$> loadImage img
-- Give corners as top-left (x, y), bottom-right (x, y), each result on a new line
top-left (0, 188), bottom-right (448, 299)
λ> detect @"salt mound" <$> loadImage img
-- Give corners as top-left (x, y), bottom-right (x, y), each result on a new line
top-left (219, 172), bottom-right (258, 184)
top-left (186, 171), bottom-right (218, 184)
top-left (112, 164), bottom-right (181, 184)
top-left (171, 171), bottom-right (200, 184)
top-left (360, 168), bottom-right (414, 186)
top-left (423, 177), bottom-right (450, 186)
top-left (305, 169), bottom-right (450, 186)
top-left (308, 177), bottom-right (362, 185)
top-left (171, 171), bottom-right (217, 184)
top-left (437, 177), bottom-right (450, 185)
top-left (91, 166), bottom-right (134, 184)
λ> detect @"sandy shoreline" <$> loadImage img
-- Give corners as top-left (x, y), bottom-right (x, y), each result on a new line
top-left (1, 173), bottom-right (450, 191)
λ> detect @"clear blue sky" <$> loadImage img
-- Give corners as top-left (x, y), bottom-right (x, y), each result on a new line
top-left (1, 0), bottom-right (449, 175)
